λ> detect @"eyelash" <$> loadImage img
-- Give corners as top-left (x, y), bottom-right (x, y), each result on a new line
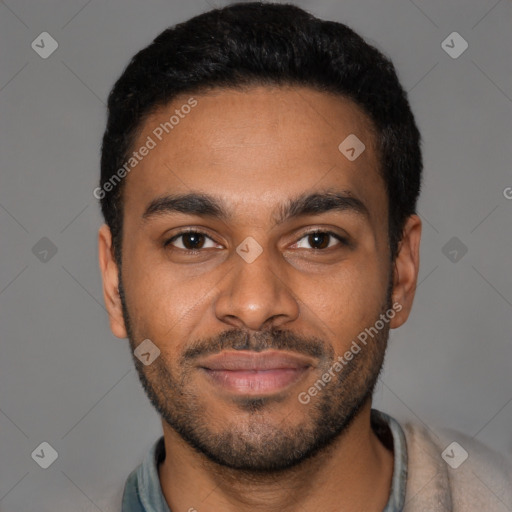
top-left (164, 229), bottom-right (348, 253)
top-left (293, 230), bottom-right (349, 250)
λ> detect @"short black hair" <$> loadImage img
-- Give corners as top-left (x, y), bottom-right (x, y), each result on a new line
top-left (99, 1), bottom-right (422, 265)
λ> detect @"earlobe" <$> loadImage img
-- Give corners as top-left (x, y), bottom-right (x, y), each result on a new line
top-left (389, 215), bottom-right (422, 329)
top-left (98, 224), bottom-right (128, 339)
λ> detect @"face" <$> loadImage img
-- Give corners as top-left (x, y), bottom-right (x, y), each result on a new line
top-left (99, 86), bottom-right (420, 471)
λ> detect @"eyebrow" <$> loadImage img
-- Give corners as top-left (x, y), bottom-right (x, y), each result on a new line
top-left (142, 190), bottom-right (369, 225)
top-left (275, 190), bottom-right (369, 224)
top-left (143, 193), bottom-right (226, 221)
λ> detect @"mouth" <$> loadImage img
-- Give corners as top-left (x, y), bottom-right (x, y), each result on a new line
top-left (197, 350), bottom-right (314, 395)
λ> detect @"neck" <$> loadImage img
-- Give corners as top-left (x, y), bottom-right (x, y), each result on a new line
top-left (158, 403), bottom-right (394, 512)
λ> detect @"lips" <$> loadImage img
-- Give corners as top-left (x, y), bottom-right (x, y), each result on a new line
top-left (197, 350), bottom-right (314, 395)
top-left (198, 350), bottom-right (314, 371)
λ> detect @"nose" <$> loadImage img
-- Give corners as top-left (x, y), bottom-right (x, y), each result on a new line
top-left (214, 244), bottom-right (300, 331)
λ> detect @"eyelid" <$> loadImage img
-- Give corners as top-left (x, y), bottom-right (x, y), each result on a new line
top-left (164, 229), bottom-right (221, 250)
top-left (292, 229), bottom-right (349, 249)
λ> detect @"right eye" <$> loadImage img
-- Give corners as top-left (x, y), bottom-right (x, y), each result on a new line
top-left (164, 231), bottom-right (221, 252)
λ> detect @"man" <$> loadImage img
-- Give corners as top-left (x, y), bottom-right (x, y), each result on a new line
top-left (96, 2), bottom-right (512, 511)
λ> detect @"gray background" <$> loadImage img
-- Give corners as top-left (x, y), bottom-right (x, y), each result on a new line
top-left (1, 0), bottom-right (511, 510)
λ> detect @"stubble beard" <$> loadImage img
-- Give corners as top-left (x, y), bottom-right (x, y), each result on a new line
top-left (118, 275), bottom-right (391, 473)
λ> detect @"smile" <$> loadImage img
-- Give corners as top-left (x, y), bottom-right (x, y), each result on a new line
top-left (197, 350), bottom-right (314, 395)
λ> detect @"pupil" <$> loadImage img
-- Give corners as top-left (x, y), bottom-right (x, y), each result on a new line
top-left (184, 233), bottom-right (203, 249)
top-left (309, 233), bottom-right (328, 249)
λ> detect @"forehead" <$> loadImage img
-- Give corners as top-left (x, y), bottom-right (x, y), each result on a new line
top-left (123, 85), bottom-right (386, 226)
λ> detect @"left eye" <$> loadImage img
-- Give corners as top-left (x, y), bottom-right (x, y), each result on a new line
top-left (166, 231), bottom-right (219, 251)
top-left (293, 231), bottom-right (344, 250)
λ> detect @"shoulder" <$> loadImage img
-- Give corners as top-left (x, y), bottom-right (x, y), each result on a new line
top-left (399, 418), bottom-right (512, 511)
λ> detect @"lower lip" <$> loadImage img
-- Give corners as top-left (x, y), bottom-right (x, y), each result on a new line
top-left (202, 367), bottom-right (310, 395)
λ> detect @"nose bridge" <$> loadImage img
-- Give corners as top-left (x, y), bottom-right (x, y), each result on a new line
top-left (214, 238), bottom-right (299, 330)
top-left (235, 241), bottom-right (279, 292)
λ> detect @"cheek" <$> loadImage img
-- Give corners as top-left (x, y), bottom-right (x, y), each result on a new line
top-left (121, 242), bottom-right (218, 342)
top-left (294, 259), bottom-right (387, 340)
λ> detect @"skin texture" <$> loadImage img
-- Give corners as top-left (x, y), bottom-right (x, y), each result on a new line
top-left (98, 86), bottom-right (421, 512)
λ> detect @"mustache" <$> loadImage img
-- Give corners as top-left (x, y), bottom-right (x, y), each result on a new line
top-left (181, 328), bottom-right (332, 363)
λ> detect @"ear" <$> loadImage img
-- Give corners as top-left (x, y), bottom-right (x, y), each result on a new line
top-left (98, 224), bottom-right (127, 338)
top-left (389, 214), bottom-right (422, 329)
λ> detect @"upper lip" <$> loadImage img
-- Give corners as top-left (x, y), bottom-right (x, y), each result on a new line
top-left (197, 350), bottom-right (315, 371)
